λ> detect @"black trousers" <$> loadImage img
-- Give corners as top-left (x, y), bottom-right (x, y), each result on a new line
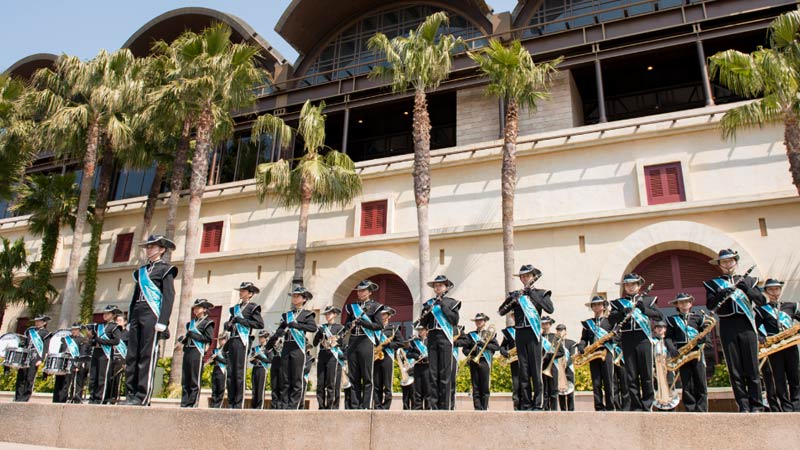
top-left (344, 387), bottom-right (355, 409)
top-left (125, 302), bottom-right (160, 405)
top-left (89, 348), bottom-right (111, 403)
top-left (180, 347), bottom-right (204, 407)
top-left (510, 361), bottom-right (520, 410)
top-left (620, 332), bottom-right (654, 411)
top-left (53, 374), bottom-right (68, 403)
top-left (70, 363), bottom-right (88, 403)
top-left (279, 341), bottom-right (306, 409)
top-left (615, 360), bottom-right (631, 411)
top-left (468, 359), bottom-right (491, 410)
top-left (450, 355), bottom-right (458, 410)
top-left (559, 393), bottom-right (575, 411)
top-left (106, 357), bottom-right (124, 404)
top-left (678, 356), bottom-right (708, 412)
top-left (316, 350), bottom-right (341, 409)
top-left (373, 354), bottom-right (394, 409)
top-left (210, 365), bottom-right (226, 408)
top-left (251, 365), bottom-right (267, 409)
top-left (402, 383), bottom-right (414, 410)
top-left (226, 337), bottom-right (249, 409)
top-left (427, 330), bottom-right (453, 410)
top-left (413, 363), bottom-right (431, 410)
top-left (719, 316), bottom-right (763, 412)
top-left (13, 356), bottom-right (40, 402)
top-left (763, 345), bottom-right (800, 412)
top-left (346, 335), bottom-right (374, 409)
top-left (543, 357), bottom-right (559, 411)
top-left (516, 328), bottom-right (544, 410)
top-left (589, 352), bottom-right (615, 411)
top-left (270, 356), bottom-right (283, 409)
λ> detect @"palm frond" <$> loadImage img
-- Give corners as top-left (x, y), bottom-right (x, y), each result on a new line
top-left (719, 97), bottom-right (783, 140)
top-left (708, 49), bottom-right (764, 98)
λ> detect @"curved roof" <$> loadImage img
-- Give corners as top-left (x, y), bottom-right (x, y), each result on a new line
top-left (276, 0), bottom-right (493, 57)
top-left (123, 7), bottom-right (287, 67)
top-left (4, 53), bottom-right (58, 79)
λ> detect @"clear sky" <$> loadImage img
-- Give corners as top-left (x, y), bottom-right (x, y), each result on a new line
top-left (0, 0), bottom-right (521, 71)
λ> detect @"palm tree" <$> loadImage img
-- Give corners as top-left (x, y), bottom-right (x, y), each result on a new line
top-left (28, 50), bottom-right (142, 328)
top-left (469, 40), bottom-right (561, 293)
top-left (367, 12), bottom-right (463, 301)
top-left (254, 101), bottom-right (361, 286)
top-left (0, 237), bottom-right (27, 330)
top-left (0, 75), bottom-right (35, 201)
top-left (10, 174), bottom-right (78, 318)
top-left (151, 23), bottom-right (266, 386)
top-left (708, 11), bottom-right (800, 195)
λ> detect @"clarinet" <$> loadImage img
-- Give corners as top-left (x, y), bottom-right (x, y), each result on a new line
top-left (611, 283), bottom-right (655, 334)
top-left (711, 265), bottom-right (757, 315)
top-left (413, 293), bottom-right (443, 327)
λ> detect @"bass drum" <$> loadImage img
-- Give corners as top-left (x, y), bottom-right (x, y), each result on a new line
top-left (43, 353), bottom-right (72, 375)
top-left (47, 329), bottom-right (72, 354)
top-left (0, 333), bottom-right (29, 369)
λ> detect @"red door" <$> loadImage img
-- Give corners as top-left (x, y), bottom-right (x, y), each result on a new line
top-left (204, 306), bottom-right (223, 362)
top-left (341, 274), bottom-right (413, 338)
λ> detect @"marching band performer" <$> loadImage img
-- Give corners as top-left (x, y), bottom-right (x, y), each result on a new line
top-left (374, 307), bottom-right (404, 410)
top-left (498, 264), bottom-right (554, 411)
top-left (224, 281), bottom-right (264, 409)
top-left (450, 324), bottom-right (466, 410)
top-left (407, 325), bottom-right (431, 410)
top-left (578, 296), bottom-right (616, 411)
top-left (209, 332), bottom-right (229, 408)
top-left (250, 330), bottom-right (271, 409)
top-left (499, 313), bottom-right (520, 410)
top-left (541, 316), bottom-right (564, 411)
top-left (460, 313), bottom-right (499, 410)
top-left (418, 275), bottom-right (461, 410)
top-left (89, 306), bottom-right (124, 404)
top-left (179, 299), bottom-right (215, 408)
top-left (269, 335), bottom-right (285, 409)
top-left (125, 234), bottom-right (177, 406)
top-left (276, 286), bottom-right (317, 409)
top-left (609, 273), bottom-right (662, 411)
top-left (755, 278), bottom-right (800, 411)
top-left (314, 305), bottom-right (345, 410)
top-left (107, 314), bottom-right (128, 404)
top-left (665, 293), bottom-right (710, 412)
top-left (53, 323), bottom-right (87, 403)
top-left (704, 249), bottom-right (765, 412)
top-left (14, 314), bottom-right (50, 402)
top-left (344, 279), bottom-right (384, 409)
top-left (557, 324), bottom-right (576, 411)
top-left (652, 319), bottom-right (677, 411)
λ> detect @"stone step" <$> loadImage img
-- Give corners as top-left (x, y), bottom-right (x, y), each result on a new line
top-left (1, 402), bottom-right (796, 450)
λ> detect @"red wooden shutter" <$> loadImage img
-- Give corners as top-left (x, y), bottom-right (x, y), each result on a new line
top-left (360, 200), bottom-right (388, 236)
top-left (644, 162), bottom-right (685, 205)
top-left (204, 306), bottom-right (223, 362)
top-left (113, 233), bottom-right (134, 263)
top-left (15, 317), bottom-right (29, 334)
top-left (201, 221), bottom-right (223, 253)
top-left (92, 313), bottom-right (105, 324)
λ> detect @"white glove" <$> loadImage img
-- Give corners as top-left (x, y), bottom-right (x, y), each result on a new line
top-left (155, 323), bottom-right (167, 332)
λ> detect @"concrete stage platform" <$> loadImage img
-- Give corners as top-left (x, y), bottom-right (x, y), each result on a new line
top-left (1, 403), bottom-right (798, 450)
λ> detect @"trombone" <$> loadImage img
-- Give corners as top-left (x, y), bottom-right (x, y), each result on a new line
top-left (466, 325), bottom-right (496, 363)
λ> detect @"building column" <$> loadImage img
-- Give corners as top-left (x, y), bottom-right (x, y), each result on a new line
top-left (696, 39), bottom-right (715, 107)
top-left (342, 106), bottom-right (350, 154)
top-left (594, 59), bottom-right (608, 123)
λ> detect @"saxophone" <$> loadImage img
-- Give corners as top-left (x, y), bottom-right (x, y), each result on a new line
top-left (573, 332), bottom-right (613, 368)
top-left (758, 324), bottom-right (800, 368)
top-left (374, 332), bottom-right (396, 361)
top-left (666, 312), bottom-right (716, 372)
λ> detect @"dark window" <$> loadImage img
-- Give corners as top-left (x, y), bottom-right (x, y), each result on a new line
top-left (92, 313), bottom-right (105, 324)
top-left (204, 305), bottom-right (223, 362)
top-left (15, 317), bottom-right (29, 335)
top-left (112, 233), bottom-right (134, 263)
top-left (644, 162), bottom-right (685, 205)
top-left (360, 200), bottom-right (388, 236)
top-left (201, 221), bottom-right (224, 254)
top-left (341, 273), bottom-right (413, 338)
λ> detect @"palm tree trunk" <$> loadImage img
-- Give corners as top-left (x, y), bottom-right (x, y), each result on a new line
top-left (501, 99), bottom-right (519, 295)
top-left (80, 144), bottom-right (115, 322)
top-left (141, 162), bottom-right (167, 239)
top-left (164, 117), bottom-right (192, 261)
top-left (784, 113), bottom-right (800, 196)
top-left (0, 298), bottom-right (6, 330)
top-left (58, 120), bottom-right (100, 328)
top-left (293, 175), bottom-right (312, 287)
top-left (170, 109), bottom-right (212, 388)
top-left (30, 224), bottom-right (59, 316)
top-left (412, 88), bottom-right (432, 302)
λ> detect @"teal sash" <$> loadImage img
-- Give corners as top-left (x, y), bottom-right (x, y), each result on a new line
top-left (138, 266), bottom-right (163, 319)
top-left (115, 340), bottom-right (127, 358)
top-left (378, 331), bottom-right (396, 361)
top-left (64, 336), bottom-right (80, 358)
top-left (518, 294), bottom-right (542, 342)
top-left (97, 324), bottom-right (112, 359)
top-left (351, 304), bottom-right (379, 345)
top-left (761, 304), bottom-right (793, 330)
top-left (542, 335), bottom-right (554, 353)
top-left (213, 349), bottom-right (226, 370)
top-left (709, 277), bottom-right (756, 333)
top-left (413, 338), bottom-right (428, 359)
top-left (253, 346), bottom-right (269, 370)
top-left (27, 328), bottom-right (44, 358)
top-left (469, 331), bottom-right (492, 366)
top-left (188, 320), bottom-right (205, 354)
top-left (322, 325), bottom-right (346, 366)
top-left (425, 298), bottom-right (454, 344)
top-left (286, 311), bottom-right (306, 349)
top-left (617, 298), bottom-right (656, 344)
top-left (673, 315), bottom-right (698, 340)
top-left (233, 304), bottom-right (250, 345)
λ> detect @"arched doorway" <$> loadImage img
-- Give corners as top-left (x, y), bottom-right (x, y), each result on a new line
top-left (340, 273), bottom-right (413, 338)
top-left (632, 249), bottom-right (723, 371)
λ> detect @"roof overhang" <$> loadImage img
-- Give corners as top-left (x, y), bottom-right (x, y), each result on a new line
top-left (4, 53), bottom-right (58, 79)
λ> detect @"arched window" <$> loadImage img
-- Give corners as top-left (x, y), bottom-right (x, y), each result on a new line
top-left (341, 273), bottom-right (414, 338)
top-left (301, 4), bottom-right (484, 87)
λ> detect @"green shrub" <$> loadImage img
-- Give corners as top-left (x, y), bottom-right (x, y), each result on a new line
top-left (708, 363), bottom-right (731, 387)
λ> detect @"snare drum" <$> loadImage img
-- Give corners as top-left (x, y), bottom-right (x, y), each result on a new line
top-left (2, 348), bottom-right (31, 369)
top-left (43, 352), bottom-right (73, 375)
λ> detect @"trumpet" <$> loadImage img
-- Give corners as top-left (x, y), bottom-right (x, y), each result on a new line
top-left (466, 325), bottom-right (496, 363)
